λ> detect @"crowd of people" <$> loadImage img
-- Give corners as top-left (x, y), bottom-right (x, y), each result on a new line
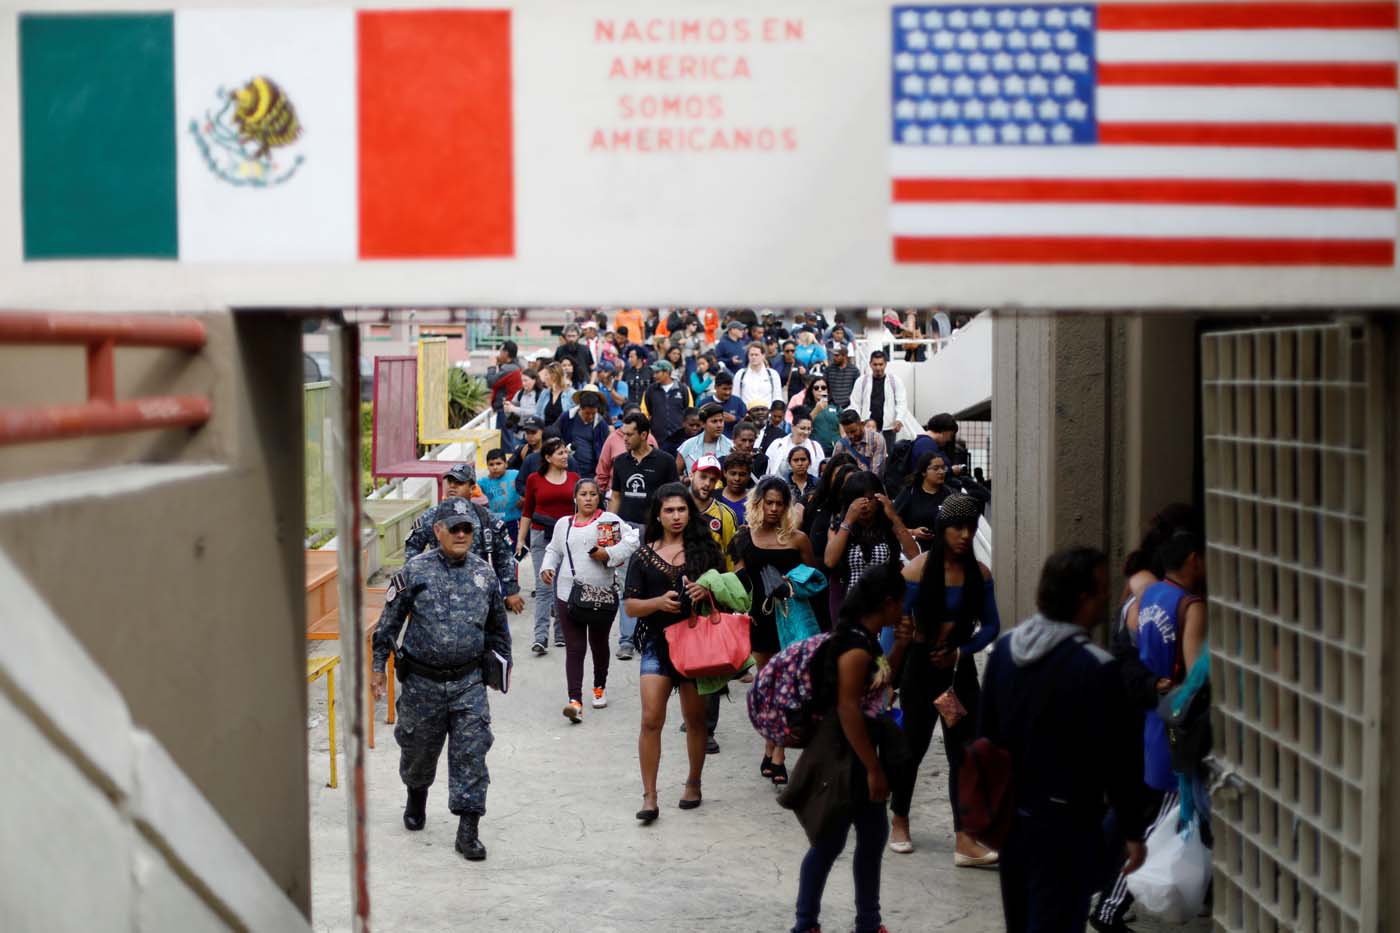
top-left (371, 308), bottom-right (1212, 933)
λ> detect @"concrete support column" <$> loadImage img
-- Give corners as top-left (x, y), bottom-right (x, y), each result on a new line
top-left (991, 313), bottom-right (1114, 625)
top-left (1121, 315), bottom-right (1199, 553)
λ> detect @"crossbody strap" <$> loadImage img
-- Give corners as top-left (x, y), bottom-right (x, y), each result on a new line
top-left (564, 520), bottom-right (577, 581)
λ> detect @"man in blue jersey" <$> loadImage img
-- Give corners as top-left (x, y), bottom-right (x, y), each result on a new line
top-left (1092, 531), bottom-right (1208, 932)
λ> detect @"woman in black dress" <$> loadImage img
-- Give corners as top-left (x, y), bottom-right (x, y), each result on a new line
top-left (730, 477), bottom-right (817, 786)
top-left (894, 452), bottom-right (951, 552)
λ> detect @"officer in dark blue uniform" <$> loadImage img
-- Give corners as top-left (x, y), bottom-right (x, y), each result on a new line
top-left (404, 464), bottom-right (524, 614)
top-left (372, 498), bottom-right (513, 861)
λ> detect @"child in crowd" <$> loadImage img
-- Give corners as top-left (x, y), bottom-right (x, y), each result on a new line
top-left (478, 448), bottom-right (523, 549)
top-left (718, 451), bottom-right (753, 518)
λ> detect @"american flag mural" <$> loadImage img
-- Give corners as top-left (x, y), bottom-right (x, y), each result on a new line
top-left (890, 2), bottom-right (1400, 265)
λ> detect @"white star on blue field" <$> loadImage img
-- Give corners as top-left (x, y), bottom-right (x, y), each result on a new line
top-left (892, 5), bottom-right (1098, 145)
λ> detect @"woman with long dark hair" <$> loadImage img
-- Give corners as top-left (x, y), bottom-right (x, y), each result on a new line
top-left (786, 446), bottom-right (817, 511)
top-left (624, 483), bottom-right (725, 822)
top-left (800, 453), bottom-right (856, 538)
top-left (518, 437), bottom-right (580, 654)
top-left (730, 477), bottom-right (817, 786)
top-left (806, 376), bottom-right (840, 455)
top-left (889, 494), bottom-right (1002, 865)
top-left (819, 471), bottom-right (919, 622)
top-left (540, 479), bottom-right (638, 722)
top-left (788, 561), bottom-right (908, 933)
top-left (894, 452), bottom-right (951, 552)
top-left (505, 367), bottom-right (542, 421)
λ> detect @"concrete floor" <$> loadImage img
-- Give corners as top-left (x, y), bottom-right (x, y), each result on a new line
top-left (306, 569), bottom-right (1211, 933)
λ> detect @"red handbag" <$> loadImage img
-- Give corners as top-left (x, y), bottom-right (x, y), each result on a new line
top-left (664, 596), bottom-right (752, 678)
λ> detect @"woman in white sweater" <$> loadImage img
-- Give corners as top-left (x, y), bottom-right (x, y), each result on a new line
top-left (541, 479), bottom-right (639, 722)
top-left (763, 413), bottom-right (827, 482)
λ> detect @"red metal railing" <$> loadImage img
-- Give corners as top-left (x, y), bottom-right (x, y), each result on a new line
top-left (0, 312), bottom-right (211, 445)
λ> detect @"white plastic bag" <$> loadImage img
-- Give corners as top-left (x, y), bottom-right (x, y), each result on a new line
top-left (1126, 814), bottom-right (1212, 922)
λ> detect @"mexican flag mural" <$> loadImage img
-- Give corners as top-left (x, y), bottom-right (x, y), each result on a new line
top-left (18, 9), bottom-right (514, 260)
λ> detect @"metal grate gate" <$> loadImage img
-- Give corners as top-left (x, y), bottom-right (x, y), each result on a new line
top-left (1201, 322), bottom-right (1382, 932)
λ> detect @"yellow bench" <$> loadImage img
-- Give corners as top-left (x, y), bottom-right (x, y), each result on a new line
top-left (307, 655), bottom-right (341, 789)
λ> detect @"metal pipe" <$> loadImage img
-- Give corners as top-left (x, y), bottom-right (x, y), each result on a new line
top-left (0, 396), bottom-right (212, 445)
top-left (329, 320), bottom-right (371, 931)
top-left (0, 312), bottom-right (207, 348)
top-left (87, 338), bottom-right (116, 403)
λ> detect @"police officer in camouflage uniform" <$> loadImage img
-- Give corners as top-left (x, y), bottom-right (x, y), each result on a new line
top-left (371, 497), bottom-right (513, 861)
top-left (405, 464), bottom-right (525, 614)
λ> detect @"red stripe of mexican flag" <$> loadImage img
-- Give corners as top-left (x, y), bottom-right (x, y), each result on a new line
top-left (358, 10), bottom-right (514, 259)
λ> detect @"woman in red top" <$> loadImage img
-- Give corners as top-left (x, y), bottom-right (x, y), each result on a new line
top-left (518, 438), bottom-right (580, 654)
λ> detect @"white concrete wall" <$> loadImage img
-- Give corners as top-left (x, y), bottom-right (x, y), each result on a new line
top-left (911, 312), bottom-right (993, 419)
top-left (0, 545), bottom-right (309, 933)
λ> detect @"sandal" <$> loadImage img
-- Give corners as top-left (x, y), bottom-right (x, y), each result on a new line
top-left (770, 762), bottom-right (789, 786)
top-left (678, 779), bottom-right (703, 810)
top-left (760, 755), bottom-right (775, 778)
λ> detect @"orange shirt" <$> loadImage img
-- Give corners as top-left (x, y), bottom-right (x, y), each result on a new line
top-left (701, 307), bottom-right (719, 343)
top-left (613, 308), bottom-right (646, 344)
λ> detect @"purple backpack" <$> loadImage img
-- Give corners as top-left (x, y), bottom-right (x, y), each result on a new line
top-left (747, 633), bottom-right (835, 748)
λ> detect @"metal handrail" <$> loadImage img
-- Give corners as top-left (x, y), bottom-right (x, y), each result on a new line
top-left (0, 312), bottom-right (211, 445)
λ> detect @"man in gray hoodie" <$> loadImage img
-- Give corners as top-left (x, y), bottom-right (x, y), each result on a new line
top-left (978, 547), bottom-right (1148, 933)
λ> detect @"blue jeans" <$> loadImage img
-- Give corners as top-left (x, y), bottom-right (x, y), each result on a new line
top-left (529, 528), bottom-right (559, 645)
top-left (615, 521), bottom-right (644, 647)
top-left (792, 791), bottom-right (889, 933)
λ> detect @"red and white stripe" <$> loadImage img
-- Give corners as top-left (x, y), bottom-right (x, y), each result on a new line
top-left (892, 1), bottom-right (1400, 265)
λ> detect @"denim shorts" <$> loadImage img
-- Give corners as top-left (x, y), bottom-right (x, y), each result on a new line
top-left (638, 633), bottom-right (690, 683)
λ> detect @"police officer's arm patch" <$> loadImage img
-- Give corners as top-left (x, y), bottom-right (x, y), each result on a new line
top-left (385, 570), bottom-right (409, 603)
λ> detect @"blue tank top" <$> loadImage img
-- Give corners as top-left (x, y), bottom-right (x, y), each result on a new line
top-left (1138, 579), bottom-right (1195, 792)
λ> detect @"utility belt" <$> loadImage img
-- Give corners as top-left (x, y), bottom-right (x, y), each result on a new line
top-left (394, 651), bottom-right (480, 684)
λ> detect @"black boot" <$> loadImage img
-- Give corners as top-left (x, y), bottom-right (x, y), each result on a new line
top-left (403, 787), bottom-right (428, 831)
top-left (455, 814), bottom-right (486, 861)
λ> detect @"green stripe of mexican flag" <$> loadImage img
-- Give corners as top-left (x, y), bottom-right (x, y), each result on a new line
top-left (19, 9), bottom-right (513, 261)
top-left (21, 13), bottom-right (178, 258)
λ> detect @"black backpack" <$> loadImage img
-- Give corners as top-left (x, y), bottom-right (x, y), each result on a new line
top-left (882, 439), bottom-right (915, 489)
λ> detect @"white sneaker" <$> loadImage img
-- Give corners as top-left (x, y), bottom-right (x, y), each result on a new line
top-left (592, 687), bottom-right (608, 709)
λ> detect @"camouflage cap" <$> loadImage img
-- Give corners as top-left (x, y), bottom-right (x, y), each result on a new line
top-left (444, 463), bottom-right (475, 484)
top-left (435, 497), bottom-right (476, 530)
